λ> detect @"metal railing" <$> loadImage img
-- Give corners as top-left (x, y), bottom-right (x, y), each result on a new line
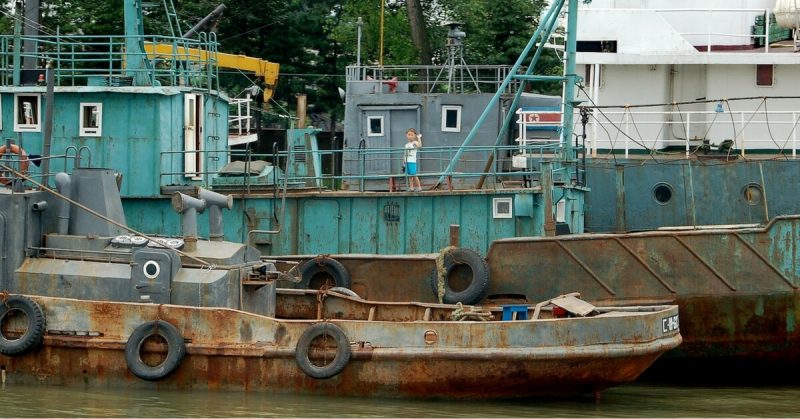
top-left (580, 108), bottom-right (800, 158)
top-left (0, 33), bottom-right (220, 89)
top-left (345, 64), bottom-right (523, 94)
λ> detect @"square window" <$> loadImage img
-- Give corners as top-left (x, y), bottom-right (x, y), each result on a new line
top-left (14, 94), bottom-right (41, 132)
top-left (493, 197), bottom-right (513, 219)
top-left (441, 105), bottom-right (461, 132)
top-left (367, 116), bottom-right (384, 136)
top-left (756, 64), bottom-right (773, 87)
top-left (79, 103), bottom-right (103, 137)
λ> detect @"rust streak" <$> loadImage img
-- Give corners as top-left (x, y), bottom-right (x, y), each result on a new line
top-left (554, 240), bottom-right (616, 295)
top-left (672, 235), bottom-right (736, 291)
top-left (732, 233), bottom-right (798, 289)
top-left (613, 237), bottom-right (676, 293)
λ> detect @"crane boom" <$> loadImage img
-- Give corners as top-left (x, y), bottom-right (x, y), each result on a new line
top-left (144, 43), bottom-right (279, 101)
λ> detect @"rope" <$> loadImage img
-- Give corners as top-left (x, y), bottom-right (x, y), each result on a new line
top-left (450, 302), bottom-right (493, 321)
top-left (434, 246), bottom-right (457, 304)
top-left (1, 163), bottom-right (222, 269)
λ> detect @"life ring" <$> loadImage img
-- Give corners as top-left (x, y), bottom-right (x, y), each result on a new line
top-left (125, 320), bottom-right (186, 381)
top-left (295, 322), bottom-right (351, 379)
top-left (0, 144), bottom-right (30, 185)
top-left (0, 295), bottom-right (46, 356)
top-left (299, 257), bottom-right (352, 290)
top-left (430, 247), bottom-right (490, 305)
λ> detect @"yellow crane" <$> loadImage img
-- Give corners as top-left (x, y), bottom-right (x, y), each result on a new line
top-left (143, 43), bottom-right (279, 101)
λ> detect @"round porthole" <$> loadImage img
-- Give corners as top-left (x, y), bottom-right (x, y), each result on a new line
top-left (143, 260), bottom-right (161, 279)
top-left (742, 183), bottom-right (763, 206)
top-left (652, 183), bottom-right (674, 205)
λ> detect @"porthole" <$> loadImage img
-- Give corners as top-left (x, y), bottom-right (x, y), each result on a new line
top-left (742, 183), bottom-right (763, 206)
top-left (652, 183), bottom-right (674, 205)
top-left (143, 260), bottom-right (160, 279)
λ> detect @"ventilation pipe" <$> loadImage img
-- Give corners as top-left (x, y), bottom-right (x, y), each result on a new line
top-left (54, 172), bottom-right (71, 235)
top-left (197, 187), bottom-right (232, 241)
top-left (171, 192), bottom-right (206, 252)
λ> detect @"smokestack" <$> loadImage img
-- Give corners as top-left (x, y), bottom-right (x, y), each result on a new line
top-left (296, 94), bottom-right (307, 129)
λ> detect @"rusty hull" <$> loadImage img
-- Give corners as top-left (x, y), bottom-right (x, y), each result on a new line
top-left (276, 216), bottom-right (800, 369)
top-left (0, 296), bottom-right (680, 399)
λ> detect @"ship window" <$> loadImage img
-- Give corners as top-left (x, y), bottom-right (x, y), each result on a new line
top-left (652, 183), bottom-right (674, 205)
top-left (367, 116), bottom-right (384, 136)
top-left (14, 94), bottom-right (41, 132)
top-left (742, 183), bottom-right (763, 205)
top-left (756, 64), bottom-right (774, 87)
top-left (79, 103), bottom-right (103, 137)
top-left (493, 197), bottom-right (513, 218)
top-left (441, 105), bottom-right (462, 132)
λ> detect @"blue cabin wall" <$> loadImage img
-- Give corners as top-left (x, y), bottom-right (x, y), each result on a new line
top-left (123, 186), bottom-right (584, 256)
top-left (0, 88), bottom-right (229, 198)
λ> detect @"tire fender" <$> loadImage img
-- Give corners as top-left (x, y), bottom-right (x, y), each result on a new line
top-left (295, 322), bottom-right (351, 379)
top-left (125, 320), bottom-right (186, 381)
top-left (299, 257), bottom-right (352, 290)
top-left (0, 295), bottom-right (45, 356)
top-left (430, 247), bottom-right (490, 305)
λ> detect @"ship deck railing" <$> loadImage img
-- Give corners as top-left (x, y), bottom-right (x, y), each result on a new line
top-left (345, 64), bottom-right (523, 95)
top-left (156, 143), bottom-right (586, 192)
top-left (573, 106), bottom-right (800, 158)
top-left (0, 33), bottom-right (219, 89)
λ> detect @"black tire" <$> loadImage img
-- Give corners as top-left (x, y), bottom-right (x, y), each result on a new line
top-left (125, 320), bottom-right (186, 381)
top-left (299, 257), bottom-right (352, 290)
top-left (430, 248), bottom-right (490, 305)
top-left (0, 295), bottom-right (46, 356)
top-left (295, 322), bottom-right (351, 379)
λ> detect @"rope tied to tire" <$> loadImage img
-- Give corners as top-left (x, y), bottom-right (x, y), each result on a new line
top-left (432, 247), bottom-right (490, 305)
top-left (435, 246), bottom-right (458, 303)
top-left (450, 302), bottom-right (493, 321)
top-left (315, 254), bottom-right (332, 266)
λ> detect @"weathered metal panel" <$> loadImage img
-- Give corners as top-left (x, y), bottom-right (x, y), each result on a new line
top-left (301, 200), bottom-right (339, 254)
top-left (405, 197), bottom-right (433, 254)
top-left (585, 159), bottom-right (800, 232)
top-left (347, 197), bottom-right (378, 253)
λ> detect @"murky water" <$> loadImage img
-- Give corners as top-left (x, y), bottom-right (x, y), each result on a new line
top-left (1, 383), bottom-right (798, 417)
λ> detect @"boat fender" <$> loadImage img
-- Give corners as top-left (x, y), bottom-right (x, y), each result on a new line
top-left (299, 256), bottom-right (352, 290)
top-left (430, 247), bottom-right (490, 305)
top-left (295, 322), bottom-right (351, 379)
top-left (0, 144), bottom-right (30, 185)
top-left (125, 320), bottom-right (186, 381)
top-left (0, 295), bottom-right (46, 356)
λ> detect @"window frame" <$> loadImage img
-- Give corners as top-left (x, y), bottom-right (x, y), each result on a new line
top-left (14, 93), bottom-right (41, 132)
top-left (492, 197), bottom-right (513, 219)
top-left (755, 64), bottom-right (774, 87)
top-left (367, 115), bottom-right (384, 137)
top-left (441, 105), bottom-right (462, 132)
top-left (79, 102), bottom-right (103, 137)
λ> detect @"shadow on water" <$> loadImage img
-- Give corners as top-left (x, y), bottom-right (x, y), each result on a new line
top-left (1, 383), bottom-right (799, 417)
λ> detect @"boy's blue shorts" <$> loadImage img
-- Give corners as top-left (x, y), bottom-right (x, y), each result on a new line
top-left (406, 162), bottom-right (417, 175)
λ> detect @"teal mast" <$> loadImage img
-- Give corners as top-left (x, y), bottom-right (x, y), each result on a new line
top-left (437, 0), bottom-right (587, 186)
top-left (123, 0), bottom-right (154, 86)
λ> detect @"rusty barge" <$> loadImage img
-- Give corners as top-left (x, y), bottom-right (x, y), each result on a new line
top-left (0, 167), bottom-right (681, 398)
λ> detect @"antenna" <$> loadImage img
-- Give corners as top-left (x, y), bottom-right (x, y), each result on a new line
top-left (431, 21), bottom-right (480, 94)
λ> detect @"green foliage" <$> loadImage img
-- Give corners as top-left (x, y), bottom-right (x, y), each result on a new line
top-left (27, 0), bottom-right (564, 120)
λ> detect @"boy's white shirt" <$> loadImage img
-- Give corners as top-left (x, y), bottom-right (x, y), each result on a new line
top-left (404, 141), bottom-right (420, 163)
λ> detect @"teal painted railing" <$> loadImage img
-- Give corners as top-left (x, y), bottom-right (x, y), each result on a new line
top-left (0, 33), bottom-right (219, 89)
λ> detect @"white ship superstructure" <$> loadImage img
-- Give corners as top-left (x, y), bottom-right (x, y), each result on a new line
top-left (574, 0), bottom-right (800, 156)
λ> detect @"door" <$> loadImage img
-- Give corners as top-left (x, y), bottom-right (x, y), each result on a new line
top-left (362, 111), bottom-right (391, 175)
top-left (184, 93), bottom-right (204, 179)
